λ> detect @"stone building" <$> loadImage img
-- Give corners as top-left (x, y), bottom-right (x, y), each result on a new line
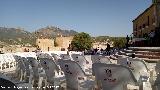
top-left (35, 36), bottom-right (73, 52)
top-left (36, 39), bottom-right (55, 51)
top-left (133, 0), bottom-right (160, 38)
top-left (55, 36), bottom-right (73, 51)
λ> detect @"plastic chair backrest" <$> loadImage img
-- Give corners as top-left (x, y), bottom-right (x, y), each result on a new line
top-left (155, 60), bottom-right (160, 74)
top-left (60, 54), bottom-right (71, 60)
top-left (59, 60), bottom-right (86, 90)
top-left (92, 63), bottom-right (137, 90)
top-left (13, 55), bottom-right (25, 71)
top-left (51, 53), bottom-right (61, 60)
top-left (71, 54), bottom-right (89, 70)
top-left (99, 57), bottom-right (111, 64)
top-left (27, 57), bottom-right (39, 78)
top-left (91, 55), bottom-right (111, 64)
top-left (39, 58), bottom-right (60, 79)
top-left (117, 57), bottom-right (149, 82)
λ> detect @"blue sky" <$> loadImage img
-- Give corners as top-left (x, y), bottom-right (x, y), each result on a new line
top-left (0, 0), bottom-right (152, 37)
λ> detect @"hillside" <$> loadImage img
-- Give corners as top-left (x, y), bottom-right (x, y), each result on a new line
top-left (0, 27), bottom-right (36, 46)
top-left (0, 26), bottom-right (78, 46)
top-left (33, 26), bottom-right (78, 38)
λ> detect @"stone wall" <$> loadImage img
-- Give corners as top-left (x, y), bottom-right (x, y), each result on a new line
top-left (133, 4), bottom-right (156, 38)
top-left (55, 36), bottom-right (73, 51)
top-left (0, 46), bottom-right (36, 53)
top-left (36, 39), bottom-right (55, 51)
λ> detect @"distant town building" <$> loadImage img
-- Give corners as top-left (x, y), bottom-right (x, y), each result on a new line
top-left (133, 0), bottom-right (160, 38)
top-left (93, 41), bottom-right (113, 50)
top-left (0, 45), bottom-right (36, 53)
top-left (93, 42), bottom-right (107, 50)
top-left (19, 46), bottom-right (36, 52)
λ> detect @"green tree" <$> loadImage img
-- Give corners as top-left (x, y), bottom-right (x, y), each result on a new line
top-left (111, 37), bottom-right (126, 48)
top-left (70, 32), bottom-right (92, 51)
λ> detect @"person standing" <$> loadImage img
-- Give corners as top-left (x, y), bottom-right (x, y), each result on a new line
top-left (126, 35), bottom-right (130, 49)
top-left (106, 43), bottom-right (111, 56)
top-left (94, 48), bottom-right (98, 55)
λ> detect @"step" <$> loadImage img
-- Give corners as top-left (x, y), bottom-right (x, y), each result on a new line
top-left (135, 54), bottom-right (160, 59)
top-left (140, 58), bottom-right (160, 63)
top-left (129, 47), bottom-right (160, 52)
top-left (134, 51), bottom-right (160, 56)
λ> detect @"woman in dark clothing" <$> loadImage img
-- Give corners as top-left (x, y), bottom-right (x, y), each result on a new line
top-left (106, 43), bottom-right (111, 56)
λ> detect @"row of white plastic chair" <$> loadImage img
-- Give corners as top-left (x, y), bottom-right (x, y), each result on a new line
top-left (0, 52), bottom-right (61, 90)
top-left (0, 52), bottom-right (156, 90)
top-left (57, 53), bottom-right (153, 90)
top-left (39, 52), bottom-right (158, 90)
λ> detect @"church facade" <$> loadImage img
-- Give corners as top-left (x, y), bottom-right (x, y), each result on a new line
top-left (133, 0), bottom-right (160, 38)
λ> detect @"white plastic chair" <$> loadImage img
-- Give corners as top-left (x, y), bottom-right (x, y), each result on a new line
top-left (91, 55), bottom-right (102, 63)
top-left (91, 55), bottom-right (111, 64)
top-left (117, 57), bottom-right (152, 90)
top-left (59, 54), bottom-right (71, 60)
top-left (92, 63), bottom-right (139, 90)
top-left (59, 60), bottom-right (95, 90)
top-left (155, 60), bottom-right (160, 74)
top-left (99, 56), bottom-right (111, 64)
top-left (51, 53), bottom-right (61, 60)
top-left (151, 60), bottom-right (160, 89)
top-left (15, 65), bottom-right (33, 90)
top-left (26, 57), bottom-right (47, 89)
top-left (39, 57), bottom-right (59, 74)
top-left (117, 57), bottom-right (149, 82)
top-left (70, 54), bottom-right (81, 61)
top-left (13, 55), bottom-right (27, 81)
top-left (154, 73), bottom-right (160, 90)
top-left (71, 54), bottom-right (87, 68)
top-left (71, 54), bottom-right (93, 75)
top-left (4, 55), bottom-right (34, 90)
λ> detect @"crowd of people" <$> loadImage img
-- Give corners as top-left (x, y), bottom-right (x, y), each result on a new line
top-left (130, 29), bottom-right (160, 47)
top-left (84, 43), bottom-right (118, 56)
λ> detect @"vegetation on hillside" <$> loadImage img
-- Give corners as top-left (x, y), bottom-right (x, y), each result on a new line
top-left (93, 36), bottom-right (126, 48)
top-left (33, 26), bottom-right (78, 39)
top-left (0, 27), bottom-right (36, 46)
top-left (0, 26), bottom-right (78, 46)
top-left (110, 37), bottom-right (126, 48)
top-left (0, 27), bottom-right (127, 49)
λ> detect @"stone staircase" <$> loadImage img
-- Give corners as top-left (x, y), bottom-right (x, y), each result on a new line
top-left (119, 47), bottom-right (160, 63)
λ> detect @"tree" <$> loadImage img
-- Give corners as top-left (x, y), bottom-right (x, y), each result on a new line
top-left (70, 32), bottom-right (93, 51)
top-left (110, 37), bottom-right (126, 48)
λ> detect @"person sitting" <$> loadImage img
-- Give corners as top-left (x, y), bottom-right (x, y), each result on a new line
top-left (126, 35), bottom-right (130, 49)
top-left (131, 53), bottom-right (135, 58)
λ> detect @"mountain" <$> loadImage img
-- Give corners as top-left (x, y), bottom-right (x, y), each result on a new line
top-left (33, 26), bottom-right (78, 38)
top-left (0, 26), bottom-right (78, 46)
top-left (0, 27), bottom-right (36, 45)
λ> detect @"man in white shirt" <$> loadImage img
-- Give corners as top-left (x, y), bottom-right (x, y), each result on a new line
top-left (149, 30), bottom-right (155, 38)
top-left (149, 30), bottom-right (155, 46)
